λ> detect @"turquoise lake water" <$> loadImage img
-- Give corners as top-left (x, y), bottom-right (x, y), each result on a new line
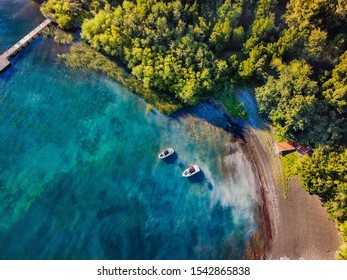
top-left (0, 0), bottom-right (258, 259)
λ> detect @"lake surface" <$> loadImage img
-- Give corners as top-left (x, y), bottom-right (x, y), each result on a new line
top-left (0, 0), bottom-right (258, 259)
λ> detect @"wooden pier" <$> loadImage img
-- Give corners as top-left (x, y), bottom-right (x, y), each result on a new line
top-left (0, 18), bottom-right (52, 72)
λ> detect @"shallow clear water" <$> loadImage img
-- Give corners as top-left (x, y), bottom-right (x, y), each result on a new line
top-left (0, 0), bottom-right (258, 259)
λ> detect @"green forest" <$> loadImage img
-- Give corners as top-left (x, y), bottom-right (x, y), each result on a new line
top-left (40, 0), bottom-right (347, 259)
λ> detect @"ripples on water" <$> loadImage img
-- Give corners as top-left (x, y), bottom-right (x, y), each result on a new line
top-left (0, 0), bottom-right (258, 259)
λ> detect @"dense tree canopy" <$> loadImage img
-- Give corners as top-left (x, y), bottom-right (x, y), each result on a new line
top-left (299, 147), bottom-right (347, 201)
top-left (80, 0), bottom-right (235, 104)
top-left (41, 0), bottom-right (83, 28)
top-left (323, 50), bottom-right (347, 115)
top-left (238, 0), bottom-right (277, 79)
top-left (255, 60), bottom-right (321, 143)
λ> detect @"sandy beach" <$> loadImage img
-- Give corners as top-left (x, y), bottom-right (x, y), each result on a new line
top-left (237, 91), bottom-right (342, 260)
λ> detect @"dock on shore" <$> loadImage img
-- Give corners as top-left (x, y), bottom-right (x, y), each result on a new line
top-left (0, 18), bottom-right (52, 72)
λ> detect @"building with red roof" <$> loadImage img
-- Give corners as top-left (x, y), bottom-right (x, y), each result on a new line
top-left (276, 141), bottom-right (296, 155)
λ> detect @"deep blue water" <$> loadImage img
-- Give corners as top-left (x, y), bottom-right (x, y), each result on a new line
top-left (0, 0), bottom-right (258, 259)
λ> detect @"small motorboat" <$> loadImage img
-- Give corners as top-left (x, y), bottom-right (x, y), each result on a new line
top-left (182, 165), bottom-right (200, 177)
top-left (158, 148), bottom-right (175, 159)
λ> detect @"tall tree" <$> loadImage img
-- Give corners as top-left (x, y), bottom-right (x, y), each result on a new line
top-left (323, 50), bottom-right (347, 115)
top-left (41, 0), bottom-right (83, 29)
top-left (255, 60), bottom-right (319, 142)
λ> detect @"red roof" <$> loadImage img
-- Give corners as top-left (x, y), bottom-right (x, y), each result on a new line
top-left (276, 141), bottom-right (296, 153)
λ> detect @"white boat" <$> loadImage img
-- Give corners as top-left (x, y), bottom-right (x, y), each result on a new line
top-left (158, 148), bottom-right (175, 159)
top-left (182, 165), bottom-right (200, 177)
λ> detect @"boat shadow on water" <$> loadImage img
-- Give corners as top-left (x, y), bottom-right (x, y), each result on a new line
top-left (187, 169), bottom-right (214, 191)
top-left (160, 154), bottom-right (213, 190)
top-left (162, 152), bottom-right (178, 164)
